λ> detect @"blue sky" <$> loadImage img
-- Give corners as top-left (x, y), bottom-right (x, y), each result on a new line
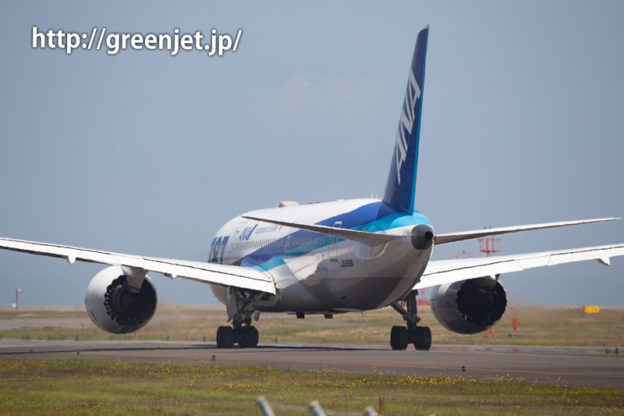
top-left (1, 1), bottom-right (623, 306)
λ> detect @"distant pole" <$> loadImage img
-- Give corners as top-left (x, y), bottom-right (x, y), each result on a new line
top-left (16, 288), bottom-right (21, 313)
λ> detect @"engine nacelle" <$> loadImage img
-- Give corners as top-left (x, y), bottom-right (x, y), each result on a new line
top-left (430, 277), bottom-right (507, 334)
top-left (85, 266), bottom-right (157, 334)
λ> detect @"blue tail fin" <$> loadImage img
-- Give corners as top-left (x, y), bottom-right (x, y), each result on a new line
top-left (382, 26), bottom-right (429, 213)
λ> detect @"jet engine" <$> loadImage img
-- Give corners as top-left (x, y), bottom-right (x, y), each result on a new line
top-left (85, 266), bottom-right (157, 334)
top-left (430, 277), bottom-right (506, 334)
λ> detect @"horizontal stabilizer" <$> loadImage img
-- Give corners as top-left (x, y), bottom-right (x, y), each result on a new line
top-left (415, 242), bottom-right (624, 289)
top-left (242, 215), bottom-right (400, 244)
top-left (434, 217), bottom-right (620, 245)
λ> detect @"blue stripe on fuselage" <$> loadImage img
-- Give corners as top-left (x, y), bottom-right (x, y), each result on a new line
top-left (239, 201), bottom-right (431, 271)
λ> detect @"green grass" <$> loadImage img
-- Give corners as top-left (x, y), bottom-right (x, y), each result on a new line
top-left (0, 359), bottom-right (622, 415)
top-left (1, 305), bottom-right (623, 347)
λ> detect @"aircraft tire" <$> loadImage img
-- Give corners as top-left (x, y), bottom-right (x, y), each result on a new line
top-left (216, 326), bottom-right (234, 348)
top-left (413, 326), bottom-right (432, 351)
top-left (390, 325), bottom-right (409, 350)
top-left (237, 326), bottom-right (259, 348)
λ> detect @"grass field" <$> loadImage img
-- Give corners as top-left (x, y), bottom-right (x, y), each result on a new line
top-left (0, 359), bottom-right (622, 415)
top-left (1, 306), bottom-right (623, 415)
top-left (1, 304), bottom-right (623, 347)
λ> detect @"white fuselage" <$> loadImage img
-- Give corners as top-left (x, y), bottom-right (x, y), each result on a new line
top-left (209, 198), bottom-right (434, 313)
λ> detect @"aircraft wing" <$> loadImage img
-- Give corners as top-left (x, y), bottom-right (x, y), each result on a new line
top-left (414, 243), bottom-right (624, 289)
top-left (434, 217), bottom-right (619, 245)
top-left (0, 236), bottom-right (275, 294)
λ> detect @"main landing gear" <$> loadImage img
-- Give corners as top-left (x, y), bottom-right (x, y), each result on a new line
top-left (390, 290), bottom-right (431, 351)
top-left (216, 324), bottom-right (259, 348)
top-left (216, 288), bottom-right (260, 348)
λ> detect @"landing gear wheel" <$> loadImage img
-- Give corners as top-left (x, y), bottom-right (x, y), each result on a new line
top-left (390, 290), bottom-right (433, 351)
top-left (390, 326), bottom-right (409, 350)
top-left (413, 326), bottom-right (431, 351)
top-left (247, 326), bottom-right (259, 347)
top-left (237, 326), bottom-right (259, 348)
top-left (216, 326), bottom-right (234, 348)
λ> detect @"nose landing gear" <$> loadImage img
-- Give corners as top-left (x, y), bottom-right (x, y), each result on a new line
top-left (390, 290), bottom-right (431, 350)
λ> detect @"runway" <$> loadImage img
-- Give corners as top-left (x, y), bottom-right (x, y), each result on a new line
top-left (1, 340), bottom-right (622, 389)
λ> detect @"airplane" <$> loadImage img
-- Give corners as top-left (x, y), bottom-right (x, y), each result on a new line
top-left (1, 26), bottom-right (623, 351)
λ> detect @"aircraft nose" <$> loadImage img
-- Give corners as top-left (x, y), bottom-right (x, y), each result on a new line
top-left (411, 224), bottom-right (434, 250)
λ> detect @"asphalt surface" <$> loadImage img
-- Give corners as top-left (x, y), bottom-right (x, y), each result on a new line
top-left (1, 340), bottom-right (622, 389)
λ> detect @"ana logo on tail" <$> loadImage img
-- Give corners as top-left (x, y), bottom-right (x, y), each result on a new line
top-left (395, 70), bottom-right (421, 184)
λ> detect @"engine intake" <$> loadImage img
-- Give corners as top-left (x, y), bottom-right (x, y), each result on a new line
top-left (85, 266), bottom-right (157, 334)
top-left (430, 277), bottom-right (507, 334)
